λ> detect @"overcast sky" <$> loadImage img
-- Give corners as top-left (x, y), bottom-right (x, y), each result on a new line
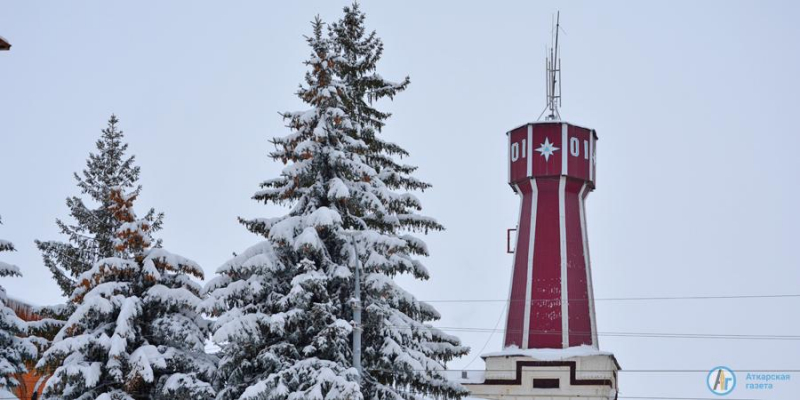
top-left (2, 1), bottom-right (800, 398)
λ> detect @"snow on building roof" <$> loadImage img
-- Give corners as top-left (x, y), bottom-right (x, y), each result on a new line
top-left (481, 344), bottom-right (613, 361)
top-left (441, 369), bottom-right (485, 385)
top-left (0, 35), bottom-right (10, 50)
top-left (5, 297), bottom-right (42, 322)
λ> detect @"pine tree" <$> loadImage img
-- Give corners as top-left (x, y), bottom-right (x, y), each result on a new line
top-left (36, 115), bottom-right (163, 299)
top-left (38, 189), bottom-right (215, 400)
top-left (0, 216), bottom-right (36, 391)
top-left (202, 5), bottom-right (468, 399)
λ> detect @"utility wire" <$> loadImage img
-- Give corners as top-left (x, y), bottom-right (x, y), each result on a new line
top-left (13, 368), bottom-right (800, 378)
top-left (420, 293), bottom-right (800, 303)
top-left (39, 326), bottom-right (800, 342)
top-left (461, 300), bottom-right (506, 370)
top-left (378, 325), bottom-right (800, 341)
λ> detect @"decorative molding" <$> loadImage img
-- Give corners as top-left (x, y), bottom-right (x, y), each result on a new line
top-left (478, 360), bottom-right (617, 389)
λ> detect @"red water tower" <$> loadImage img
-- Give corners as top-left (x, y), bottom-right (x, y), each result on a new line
top-left (465, 15), bottom-right (619, 400)
top-left (504, 121), bottom-right (598, 349)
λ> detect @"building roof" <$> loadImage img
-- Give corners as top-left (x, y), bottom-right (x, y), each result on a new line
top-left (6, 297), bottom-right (41, 322)
top-left (0, 35), bottom-right (11, 50)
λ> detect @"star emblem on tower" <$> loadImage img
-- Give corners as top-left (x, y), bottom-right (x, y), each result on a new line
top-left (535, 137), bottom-right (559, 161)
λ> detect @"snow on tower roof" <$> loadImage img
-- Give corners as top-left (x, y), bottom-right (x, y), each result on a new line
top-left (506, 120), bottom-right (596, 135)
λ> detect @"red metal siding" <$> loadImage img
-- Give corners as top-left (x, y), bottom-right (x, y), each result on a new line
top-left (504, 179), bottom-right (533, 348)
top-left (503, 122), bottom-right (598, 350)
top-left (528, 177), bottom-right (563, 348)
top-left (565, 180), bottom-right (592, 346)
top-left (591, 131), bottom-right (597, 185)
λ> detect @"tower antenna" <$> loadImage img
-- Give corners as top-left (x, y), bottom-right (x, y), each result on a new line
top-left (538, 11), bottom-right (562, 121)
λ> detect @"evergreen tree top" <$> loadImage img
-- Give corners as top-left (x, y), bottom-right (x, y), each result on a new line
top-left (77, 114), bottom-right (142, 203)
top-left (36, 114), bottom-right (164, 298)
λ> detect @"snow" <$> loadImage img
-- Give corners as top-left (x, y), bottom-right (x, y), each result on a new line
top-left (204, 339), bottom-right (221, 354)
top-left (145, 248), bottom-right (203, 277)
top-left (51, 361), bottom-right (103, 388)
top-left (327, 178), bottom-right (351, 199)
top-left (0, 303), bottom-right (27, 333)
top-left (83, 282), bottom-right (131, 300)
top-left (0, 388), bottom-right (18, 400)
top-left (141, 258), bottom-right (162, 280)
top-left (145, 285), bottom-right (200, 308)
top-left (95, 390), bottom-right (134, 400)
top-left (76, 257), bottom-right (138, 283)
top-left (54, 295), bottom-right (115, 341)
top-left (161, 373), bottom-right (214, 396)
top-left (113, 296), bottom-right (141, 339)
top-left (293, 227), bottom-right (324, 251)
top-left (0, 239), bottom-right (13, 251)
top-left (0, 261), bottom-right (20, 277)
top-left (306, 206), bottom-right (342, 228)
top-left (267, 216), bottom-right (302, 243)
top-left (115, 220), bottom-right (153, 247)
top-left (481, 345), bottom-right (613, 360)
top-left (212, 312), bottom-right (270, 343)
top-left (290, 269), bottom-right (326, 287)
top-left (129, 345), bottom-right (170, 383)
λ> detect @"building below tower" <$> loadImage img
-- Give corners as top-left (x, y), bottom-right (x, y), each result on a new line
top-left (463, 346), bottom-right (620, 400)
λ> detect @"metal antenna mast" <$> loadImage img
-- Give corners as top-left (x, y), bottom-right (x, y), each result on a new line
top-left (538, 12), bottom-right (562, 121)
top-left (350, 235), bottom-right (363, 378)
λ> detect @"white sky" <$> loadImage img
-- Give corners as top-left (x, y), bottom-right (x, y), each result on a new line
top-left (2, 1), bottom-right (800, 399)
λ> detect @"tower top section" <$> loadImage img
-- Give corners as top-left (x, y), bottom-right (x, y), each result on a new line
top-left (539, 12), bottom-right (562, 121)
top-left (507, 122), bottom-right (596, 190)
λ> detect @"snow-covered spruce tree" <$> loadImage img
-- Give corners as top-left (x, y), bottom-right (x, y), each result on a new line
top-left (201, 8), bottom-right (468, 400)
top-left (38, 189), bottom-right (215, 400)
top-left (327, 5), bottom-right (468, 398)
top-left (36, 114), bottom-right (163, 299)
top-left (0, 216), bottom-right (36, 392)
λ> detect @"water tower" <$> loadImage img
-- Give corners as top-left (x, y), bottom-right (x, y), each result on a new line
top-left (465, 14), bottom-right (620, 400)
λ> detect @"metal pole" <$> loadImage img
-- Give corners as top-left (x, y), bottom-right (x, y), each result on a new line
top-left (350, 235), bottom-right (363, 378)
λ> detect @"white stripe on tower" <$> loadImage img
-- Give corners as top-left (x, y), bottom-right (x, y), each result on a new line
top-left (507, 131), bottom-right (512, 184)
top-left (561, 123), bottom-right (568, 176)
top-left (503, 183), bottom-right (524, 347)
top-left (522, 178), bottom-right (538, 349)
top-left (558, 175), bottom-right (569, 348)
top-left (526, 124), bottom-right (533, 176)
top-left (589, 130), bottom-right (595, 183)
top-left (578, 183), bottom-right (599, 348)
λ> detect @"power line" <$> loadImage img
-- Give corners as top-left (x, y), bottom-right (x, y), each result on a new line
top-left (432, 327), bottom-right (800, 341)
top-left (377, 324), bottom-right (800, 341)
top-left (0, 393), bottom-right (768, 400)
top-left (616, 397), bottom-right (763, 400)
top-left (390, 387), bottom-right (766, 400)
top-left (42, 325), bottom-right (800, 344)
top-left (461, 299), bottom-right (506, 370)
top-left (13, 368), bottom-right (800, 379)
top-left (420, 293), bottom-right (800, 303)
